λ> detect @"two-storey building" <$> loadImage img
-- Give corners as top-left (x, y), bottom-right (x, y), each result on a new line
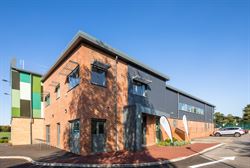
top-left (41, 31), bottom-right (215, 155)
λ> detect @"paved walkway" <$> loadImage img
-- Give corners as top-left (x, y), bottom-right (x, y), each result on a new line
top-left (0, 143), bottom-right (219, 165)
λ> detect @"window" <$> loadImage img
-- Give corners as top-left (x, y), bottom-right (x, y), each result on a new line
top-left (179, 102), bottom-right (204, 115)
top-left (55, 85), bottom-right (60, 99)
top-left (91, 119), bottom-right (106, 135)
top-left (57, 123), bottom-right (60, 147)
top-left (45, 94), bottom-right (50, 106)
top-left (68, 67), bottom-right (80, 90)
top-left (132, 82), bottom-right (147, 96)
top-left (72, 120), bottom-right (80, 133)
top-left (91, 66), bottom-right (106, 87)
top-left (46, 125), bottom-right (50, 144)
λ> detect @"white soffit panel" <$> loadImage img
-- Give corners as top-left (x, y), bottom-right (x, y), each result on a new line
top-left (41, 102), bottom-right (44, 118)
top-left (20, 82), bottom-right (31, 100)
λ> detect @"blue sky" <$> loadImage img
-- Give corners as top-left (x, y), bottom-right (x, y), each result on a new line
top-left (0, 0), bottom-right (249, 125)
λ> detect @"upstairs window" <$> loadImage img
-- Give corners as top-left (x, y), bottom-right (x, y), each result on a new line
top-left (91, 61), bottom-right (110, 87)
top-left (45, 94), bottom-right (50, 106)
top-left (178, 102), bottom-right (204, 115)
top-left (55, 84), bottom-right (60, 99)
top-left (91, 66), bottom-right (106, 87)
top-left (132, 82), bottom-right (147, 97)
top-left (68, 67), bottom-right (80, 90)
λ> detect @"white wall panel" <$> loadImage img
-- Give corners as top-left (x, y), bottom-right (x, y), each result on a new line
top-left (20, 82), bottom-right (31, 100)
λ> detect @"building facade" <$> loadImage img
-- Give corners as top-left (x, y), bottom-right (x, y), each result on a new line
top-left (10, 67), bottom-right (44, 145)
top-left (40, 32), bottom-right (215, 155)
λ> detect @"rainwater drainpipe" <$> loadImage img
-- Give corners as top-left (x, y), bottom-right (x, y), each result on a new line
top-left (30, 73), bottom-right (33, 144)
top-left (177, 92), bottom-right (180, 119)
top-left (114, 56), bottom-right (118, 151)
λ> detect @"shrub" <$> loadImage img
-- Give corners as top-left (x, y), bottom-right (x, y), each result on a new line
top-left (0, 126), bottom-right (11, 132)
top-left (157, 138), bottom-right (190, 146)
top-left (1, 137), bottom-right (8, 140)
top-left (0, 139), bottom-right (8, 143)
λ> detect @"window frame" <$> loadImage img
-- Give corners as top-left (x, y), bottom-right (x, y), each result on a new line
top-left (55, 84), bottom-right (60, 99)
top-left (45, 94), bottom-right (50, 107)
top-left (178, 102), bottom-right (205, 115)
top-left (91, 66), bottom-right (107, 87)
top-left (67, 66), bottom-right (80, 91)
top-left (132, 81), bottom-right (147, 97)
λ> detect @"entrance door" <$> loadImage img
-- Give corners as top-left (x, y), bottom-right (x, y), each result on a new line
top-left (46, 125), bottom-right (50, 144)
top-left (155, 117), bottom-right (162, 143)
top-left (69, 120), bottom-right (80, 154)
top-left (141, 114), bottom-right (147, 145)
top-left (91, 119), bottom-right (106, 153)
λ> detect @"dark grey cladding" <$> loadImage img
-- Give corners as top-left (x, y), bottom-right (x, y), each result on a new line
top-left (128, 65), bottom-right (168, 116)
top-left (165, 88), bottom-right (178, 118)
top-left (178, 94), bottom-right (214, 122)
top-left (127, 64), bottom-right (214, 123)
top-left (205, 104), bottom-right (214, 123)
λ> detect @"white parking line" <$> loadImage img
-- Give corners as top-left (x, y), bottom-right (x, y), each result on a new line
top-left (189, 156), bottom-right (235, 168)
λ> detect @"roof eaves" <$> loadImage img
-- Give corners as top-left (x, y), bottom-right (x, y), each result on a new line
top-left (78, 31), bottom-right (170, 81)
top-left (42, 31), bottom-right (170, 82)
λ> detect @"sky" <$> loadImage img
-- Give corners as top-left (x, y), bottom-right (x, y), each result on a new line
top-left (0, 0), bottom-right (249, 125)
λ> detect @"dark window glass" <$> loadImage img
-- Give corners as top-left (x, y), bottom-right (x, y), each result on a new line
top-left (45, 94), bottom-right (50, 106)
top-left (91, 119), bottom-right (105, 135)
top-left (132, 82), bottom-right (146, 96)
top-left (68, 67), bottom-right (80, 89)
top-left (98, 122), bottom-right (104, 134)
top-left (91, 67), bottom-right (106, 86)
top-left (55, 85), bottom-right (60, 99)
top-left (73, 120), bottom-right (80, 133)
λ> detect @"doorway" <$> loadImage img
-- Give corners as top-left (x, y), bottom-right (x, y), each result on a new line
top-left (91, 119), bottom-right (106, 153)
top-left (69, 119), bottom-right (80, 154)
top-left (155, 117), bottom-right (162, 143)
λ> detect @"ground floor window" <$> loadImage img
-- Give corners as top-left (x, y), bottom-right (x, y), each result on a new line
top-left (91, 119), bottom-right (106, 153)
top-left (57, 123), bottom-right (60, 147)
top-left (46, 125), bottom-right (50, 144)
top-left (69, 119), bottom-right (80, 154)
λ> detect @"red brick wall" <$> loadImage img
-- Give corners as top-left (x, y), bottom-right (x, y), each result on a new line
top-left (145, 116), bottom-right (215, 146)
top-left (43, 44), bottom-right (128, 155)
top-left (145, 115), bottom-right (156, 146)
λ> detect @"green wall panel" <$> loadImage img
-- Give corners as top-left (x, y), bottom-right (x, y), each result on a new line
top-left (20, 73), bottom-right (31, 83)
top-left (11, 89), bottom-right (20, 108)
top-left (12, 107), bottom-right (20, 117)
top-left (32, 76), bottom-right (41, 93)
top-left (32, 93), bottom-right (41, 109)
top-left (33, 109), bottom-right (41, 118)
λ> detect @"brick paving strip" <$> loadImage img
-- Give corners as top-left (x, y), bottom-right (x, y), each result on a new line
top-left (0, 143), bottom-right (223, 167)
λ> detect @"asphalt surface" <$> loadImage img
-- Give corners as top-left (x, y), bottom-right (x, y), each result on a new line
top-left (0, 134), bottom-right (249, 168)
top-left (170, 133), bottom-right (250, 168)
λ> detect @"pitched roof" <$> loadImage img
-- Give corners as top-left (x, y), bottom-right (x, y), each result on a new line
top-left (42, 31), bottom-right (170, 82)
